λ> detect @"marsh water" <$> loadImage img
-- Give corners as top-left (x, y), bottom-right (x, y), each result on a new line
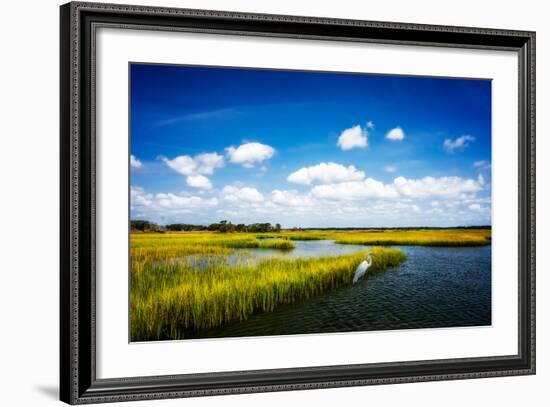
top-left (189, 240), bottom-right (492, 339)
top-left (229, 239), bottom-right (370, 265)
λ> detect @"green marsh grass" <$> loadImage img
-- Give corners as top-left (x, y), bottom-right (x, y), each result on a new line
top-left (130, 232), bottom-right (405, 341)
top-left (286, 234), bottom-right (327, 241)
top-left (131, 232), bottom-right (295, 251)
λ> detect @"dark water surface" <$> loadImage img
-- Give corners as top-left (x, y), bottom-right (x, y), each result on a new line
top-left (189, 243), bottom-right (492, 339)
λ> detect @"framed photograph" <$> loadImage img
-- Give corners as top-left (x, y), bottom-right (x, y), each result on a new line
top-left (60, 1), bottom-right (536, 404)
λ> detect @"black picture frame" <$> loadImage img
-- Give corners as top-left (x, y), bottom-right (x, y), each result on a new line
top-left (60, 2), bottom-right (536, 404)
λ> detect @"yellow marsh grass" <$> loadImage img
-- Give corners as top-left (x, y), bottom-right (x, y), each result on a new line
top-left (130, 233), bottom-right (405, 341)
top-left (131, 232), bottom-right (295, 251)
top-left (329, 229), bottom-right (491, 247)
top-left (130, 228), bottom-right (489, 341)
top-left (251, 229), bottom-right (491, 246)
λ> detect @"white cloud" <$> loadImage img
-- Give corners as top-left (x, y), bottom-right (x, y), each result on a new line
top-left (131, 177), bottom-right (491, 227)
top-left (194, 153), bottom-right (225, 174)
top-left (393, 176), bottom-right (482, 198)
top-left (337, 125), bottom-right (368, 150)
top-left (312, 178), bottom-right (399, 200)
top-left (131, 186), bottom-right (218, 212)
top-left (225, 142), bottom-right (275, 168)
top-left (271, 189), bottom-right (314, 207)
top-left (186, 174), bottom-right (212, 190)
top-left (221, 186), bottom-right (264, 204)
top-left (311, 175), bottom-right (483, 201)
top-left (287, 162), bottom-right (365, 185)
top-left (386, 127), bottom-right (405, 141)
top-left (384, 165), bottom-right (397, 173)
top-left (131, 186), bottom-right (153, 207)
top-left (162, 152), bottom-right (224, 176)
top-left (443, 135), bottom-right (475, 152)
top-left (155, 193), bottom-right (217, 209)
top-left (163, 155), bottom-right (195, 175)
top-left (366, 121), bottom-right (375, 129)
top-left (130, 155), bottom-right (142, 169)
top-left (161, 152), bottom-right (223, 189)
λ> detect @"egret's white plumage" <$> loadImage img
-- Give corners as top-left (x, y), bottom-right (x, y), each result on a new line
top-left (352, 253), bottom-right (373, 284)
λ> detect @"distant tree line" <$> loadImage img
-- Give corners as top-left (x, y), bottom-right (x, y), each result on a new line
top-left (130, 219), bottom-right (281, 233)
top-left (129, 220), bottom-right (165, 233)
top-left (130, 220), bottom-right (490, 233)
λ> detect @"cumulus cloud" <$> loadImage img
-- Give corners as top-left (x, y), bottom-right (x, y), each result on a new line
top-left (384, 165), bottom-right (397, 173)
top-left (225, 142), bottom-right (275, 168)
top-left (131, 186), bottom-right (218, 212)
top-left (287, 162), bottom-right (365, 185)
top-left (220, 186), bottom-right (264, 203)
top-left (311, 175), bottom-right (483, 201)
top-left (271, 189), bottom-right (314, 207)
top-left (186, 174), bottom-right (212, 190)
top-left (337, 125), bottom-right (368, 150)
top-left (162, 152), bottom-right (224, 176)
top-left (131, 186), bottom-right (153, 207)
top-left (312, 178), bottom-right (399, 200)
top-left (386, 127), bottom-right (405, 141)
top-left (131, 175), bottom-right (491, 227)
top-left (162, 152), bottom-right (223, 189)
top-left (393, 175), bottom-right (482, 198)
top-left (130, 155), bottom-right (142, 169)
top-left (443, 135), bottom-right (475, 152)
top-left (155, 193), bottom-right (217, 209)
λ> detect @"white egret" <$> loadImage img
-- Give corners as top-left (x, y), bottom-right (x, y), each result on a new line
top-left (352, 253), bottom-right (373, 284)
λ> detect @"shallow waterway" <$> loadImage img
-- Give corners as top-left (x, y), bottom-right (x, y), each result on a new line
top-left (230, 239), bottom-right (370, 265)
top-left (188, 240), bottom-right (492, 339)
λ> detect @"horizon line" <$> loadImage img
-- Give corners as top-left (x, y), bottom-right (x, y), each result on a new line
top-left (129, 219), bottom-right (491, 230)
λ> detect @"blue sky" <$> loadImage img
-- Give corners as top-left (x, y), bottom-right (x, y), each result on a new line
top-left (130, 63), bottom-right (492, 228)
